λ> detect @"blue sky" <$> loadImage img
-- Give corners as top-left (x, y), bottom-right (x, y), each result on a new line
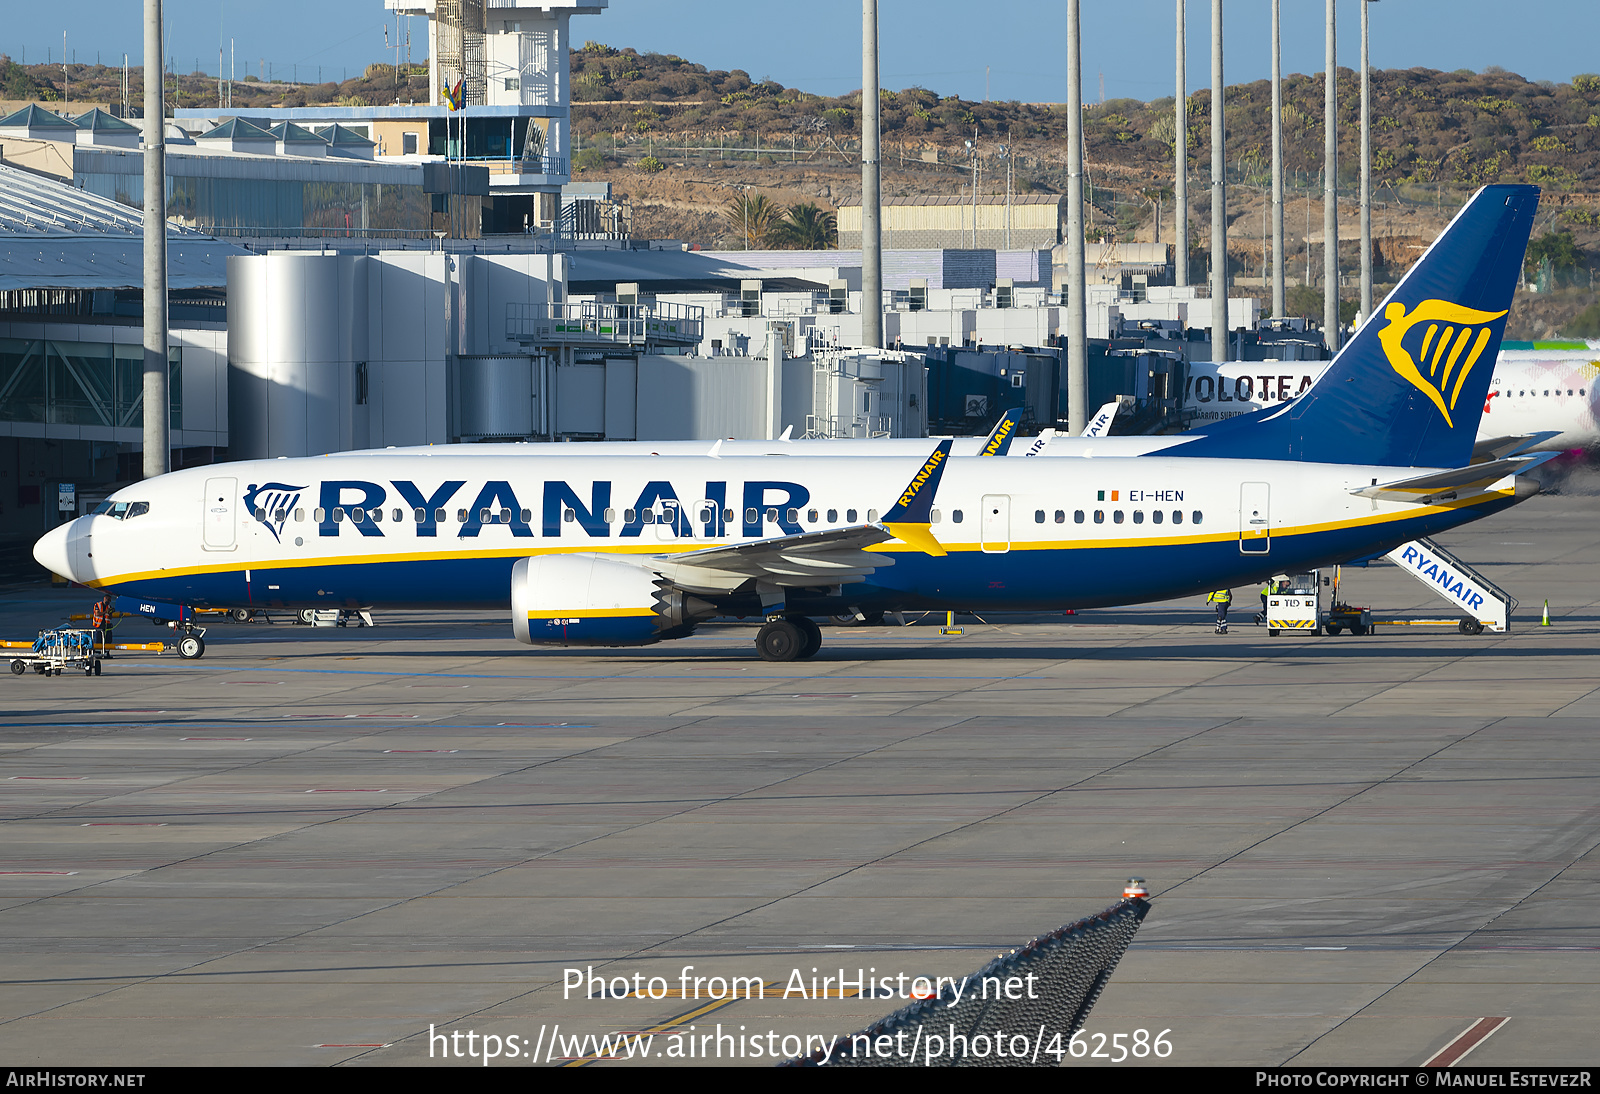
top-left (4, 1), bottom-right (1595, 102)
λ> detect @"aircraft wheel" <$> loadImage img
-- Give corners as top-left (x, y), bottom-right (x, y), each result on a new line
top-left (230, 608), bottom-right (253, 623)
top-left (828, 611), bottom-right (884, 627)
top-left (178, 635), bottom-right (206, 660)
top-left (791, 616), bottom-right (823, 659)
top-left (9, 660), bottom-right (23, 676)
top-left (755, 619), bottom-right (806, 662)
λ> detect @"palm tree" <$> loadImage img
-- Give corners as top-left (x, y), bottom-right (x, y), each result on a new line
top-left (723, 191), bottom-right (781, 249)
top-left (774, 203), bottom-right (838, 250)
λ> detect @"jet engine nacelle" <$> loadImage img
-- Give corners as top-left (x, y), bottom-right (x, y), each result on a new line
top-left (510, 554), bottom-right (712, 647)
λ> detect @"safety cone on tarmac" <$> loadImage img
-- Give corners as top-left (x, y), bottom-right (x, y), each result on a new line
top-left (1542, 600), bottom-right (1552, 626)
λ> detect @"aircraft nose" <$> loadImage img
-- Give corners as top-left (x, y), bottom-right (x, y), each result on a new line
top-left (33, 522), bottom-right (76, 583)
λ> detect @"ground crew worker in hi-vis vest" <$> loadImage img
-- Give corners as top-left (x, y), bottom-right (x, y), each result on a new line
top-left (1259, 581), bottom-right (1273, 623)
top-left (89, 594), bottom-right (115, 656)
top-left (1208, 588), bottom-right (1233, 634)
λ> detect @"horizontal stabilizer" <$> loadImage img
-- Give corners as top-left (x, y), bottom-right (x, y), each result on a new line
top-left (1351, 451), bottom-right (1558, 504)
top-left (1471, 432), bottom-right (1559, 462)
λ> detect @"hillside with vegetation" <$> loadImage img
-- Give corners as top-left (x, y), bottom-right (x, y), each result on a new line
top-left (8, 47), bottom-right (1600, 335)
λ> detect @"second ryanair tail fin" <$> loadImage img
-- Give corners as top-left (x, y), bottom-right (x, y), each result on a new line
top-left (1178, 184), bottom-right (1538, 468)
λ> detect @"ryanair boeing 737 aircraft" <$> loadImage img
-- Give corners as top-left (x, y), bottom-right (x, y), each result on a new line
top-left (35, 186), bottom-right (1545, 661)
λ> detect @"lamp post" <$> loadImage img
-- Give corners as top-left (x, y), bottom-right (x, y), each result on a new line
top-left (143, 0), bottom-right (169, 479)
top-left (1360, 0), bottom-right (1379, 327)
top-left (1271, 0), bottom-right (1284, 317)
top-left (1066, 0), bottom-right (1087, 433)
top-left (1174, 0), bottom-right (1187, 288)
top-left (1324, 0), bottom-right (1339, 352)
top-left (1210, 0), bottom-right (1228, 362)
top-left (861, 0), bottom-right (882, 348)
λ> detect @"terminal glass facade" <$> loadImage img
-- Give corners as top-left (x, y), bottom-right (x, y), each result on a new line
top-left (77, 173), bottom-right (431, 235)
top-left (0, 338), bottom-right (181, 429)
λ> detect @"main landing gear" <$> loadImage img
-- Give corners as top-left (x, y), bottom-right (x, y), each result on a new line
top-left (755, 616), bottom-right (823, 662)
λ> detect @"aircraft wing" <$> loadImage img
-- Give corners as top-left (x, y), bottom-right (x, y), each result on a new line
top-left (1351, 452), bottom-right (1558, 504)
top-left (657, 524), bottom-right (898, 587)
top-left (652, 439), bottom-right (956, 590)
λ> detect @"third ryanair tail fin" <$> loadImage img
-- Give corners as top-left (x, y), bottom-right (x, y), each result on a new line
top-left (1178, 184), bottom-right (1538, 468)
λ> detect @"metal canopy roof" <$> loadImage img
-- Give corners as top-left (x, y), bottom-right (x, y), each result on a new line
top-left (565, 247), bottom-right (824, 293)
top-left (0, 164), bottom-right (248, 291)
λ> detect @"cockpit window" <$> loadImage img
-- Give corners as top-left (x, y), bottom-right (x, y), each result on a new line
top-left (94, 501), bottom-right (143, 520)
top-left (126, 502), bottom-right (150, 519)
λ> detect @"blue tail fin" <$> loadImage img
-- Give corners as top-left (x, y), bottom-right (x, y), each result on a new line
top-left (1178, 185), bottom-right (1538, 467)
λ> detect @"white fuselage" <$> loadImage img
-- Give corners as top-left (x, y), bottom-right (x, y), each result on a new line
top-left (43, 449), bottom-right (1523, 616)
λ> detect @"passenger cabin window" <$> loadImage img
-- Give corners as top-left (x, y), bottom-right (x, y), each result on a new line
top-left (807, 509), bottom-right (819, 522)
top-left (1074, 510), bottom-right (1085, 523)
top-left (1055, 510), bottom-right (1066, 523)
top-left (847, 509), bottom-right (859, 522)
top-left (867, 509), bottom-right (879, 522)
top-left (929, 508), bottom-right (941, 524)
top-left (1113, 510), bottom-right (1124, 524)
top-left (828, 509), bottom-right (839, 522)
top-left (950, 510), bottom-right (962, 523)
top-left (294, 508), bottom-right (305, 522)
top-left (1093, 510), bottom-right (1104, 523)
top-left (456, 509), bottom-right (468, 522)
top-left (1132, 510), bottom-right (1144, 524)
top-left (1035, 510), bottom-right (1045, 524)
top-left (744, 507), bottom-right (758, 525)
top-left (333, 508), bottom-right (346, 522)
top-left (1172, 510), bottom-right (1183, 524)
top-left (1152, 510), bottom-right (1164, 524)
top-left (1192, 511), bottom-right (1203, 525)
top-left (604, 508), bottom-right (618, 523)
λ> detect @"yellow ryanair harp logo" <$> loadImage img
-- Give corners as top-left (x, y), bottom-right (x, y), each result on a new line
top-left (1376, 299), bottom-right (1508, 428)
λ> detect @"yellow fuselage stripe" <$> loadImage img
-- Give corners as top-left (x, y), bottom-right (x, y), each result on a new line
top-left (86, 490), bottom-right (1512, 589)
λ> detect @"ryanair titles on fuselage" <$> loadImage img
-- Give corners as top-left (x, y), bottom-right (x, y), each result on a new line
top-left (275, 476), bottom-right (816, 541)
